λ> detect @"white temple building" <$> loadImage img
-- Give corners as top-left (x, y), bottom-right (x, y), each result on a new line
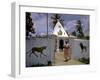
top-left (52, 20), bottom-right (69, 52)
top-left (53, 20), bottom-right (69, 38)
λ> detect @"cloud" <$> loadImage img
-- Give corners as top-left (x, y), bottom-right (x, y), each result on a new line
top-left (30, 12), bottom-right (89, 36)
top-left (31, 13), bottom-right (47, 34)
top-left (64, 20), bottom-right (77, 33)
top-left (64, 17), bottom-right (89, 36)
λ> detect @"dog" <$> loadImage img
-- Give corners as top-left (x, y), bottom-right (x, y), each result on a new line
top-left (27, 46), bottom-right (47, 57)
top-left (79, 43), bottom-right (87, 53)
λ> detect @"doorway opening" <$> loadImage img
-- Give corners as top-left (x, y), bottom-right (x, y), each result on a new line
top-left (59, 39), bottom-right (64, 50)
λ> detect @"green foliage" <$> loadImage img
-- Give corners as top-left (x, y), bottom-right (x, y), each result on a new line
top-left (84, 36), bottom-right (90, 40)
top-left (51, 14), bottom-right (64, 29)
top-left (76, 20), bottom-right (84, 38)
top-left (77, 36), bottom-right (90, 40)
top-left (71, 31), bottom-right (76, 36)
top-left (26, 12), bottom-right (35, 36)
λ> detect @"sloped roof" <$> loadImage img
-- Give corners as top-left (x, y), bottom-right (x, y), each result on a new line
top-left (53, 20), bottom-right (69, 38)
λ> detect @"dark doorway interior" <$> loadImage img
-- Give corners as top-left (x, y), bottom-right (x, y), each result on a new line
top-left (59, 39), bottom-right (64, 50)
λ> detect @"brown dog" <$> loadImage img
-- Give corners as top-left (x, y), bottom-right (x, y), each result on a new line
top-left (27, 46), bottom-right (47, 57)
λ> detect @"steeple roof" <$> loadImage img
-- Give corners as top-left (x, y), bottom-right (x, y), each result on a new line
top-left (53, 21), bottom-right (69, 38)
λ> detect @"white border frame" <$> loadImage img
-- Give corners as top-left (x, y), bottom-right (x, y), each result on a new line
top-left (11, 2), bottom-right (97, 78)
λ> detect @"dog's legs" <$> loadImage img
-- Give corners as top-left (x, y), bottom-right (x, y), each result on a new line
top-left (42, 53), bottom-right (47, 57)
top-left (33, 52), bottom-right (38, 57)
top-left (40, 53), bottom-right (42, 58)
top-left (26, 49), bottom-right (32, 54)
top-left (29, 52), bottom-right (38, 57)
top-left (85, 47), bottom-right (87, 52)
top-left (29, 52), bottom-right (32, 57)
top-left (81, 49), bottom-right (83, 54)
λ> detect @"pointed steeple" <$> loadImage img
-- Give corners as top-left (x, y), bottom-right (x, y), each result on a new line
top-left (53, 20), bottom-right (69, 38)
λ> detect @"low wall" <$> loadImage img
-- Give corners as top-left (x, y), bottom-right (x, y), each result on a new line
top-left (26, 37), bottom-right (89, 67)
top-left (70, 39), bottom-right (89, 60)
top-left (26, 37), bottom-right (55, 67)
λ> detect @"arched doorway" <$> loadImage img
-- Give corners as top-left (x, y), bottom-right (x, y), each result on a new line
top-left (59, 39), bottom-right (64, 50)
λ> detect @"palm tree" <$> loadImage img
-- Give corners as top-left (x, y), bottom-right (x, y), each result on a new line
top-left (76, 20), bottom-right (84, 38)
top-left (26, 12), bottom-right (35, 36)
top-left (51, 14), bottom-right (64, 29)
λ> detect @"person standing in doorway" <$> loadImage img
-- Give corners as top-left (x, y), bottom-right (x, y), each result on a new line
top-left (63, 41), bottom-right (71, 62)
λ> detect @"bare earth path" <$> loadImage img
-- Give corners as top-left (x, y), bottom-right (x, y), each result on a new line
top-left (54, 51), bottom-right (84, 66)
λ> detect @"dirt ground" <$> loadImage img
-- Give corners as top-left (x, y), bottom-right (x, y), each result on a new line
top-left (54, 50), bottom-right (84, 66)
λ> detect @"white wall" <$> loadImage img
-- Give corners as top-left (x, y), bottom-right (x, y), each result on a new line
top-left (71, 39), bottom-right (89, 59)
top-left (0, 0), bottom-right (100, 80)
top-left (26, 38), bottom-right (55, 66)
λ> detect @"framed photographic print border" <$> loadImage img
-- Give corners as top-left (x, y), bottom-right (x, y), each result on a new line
top-left (11, 2), bottom-right (97, 78)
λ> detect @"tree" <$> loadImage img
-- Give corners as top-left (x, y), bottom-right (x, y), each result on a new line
top-left (71, 31), bottom-right (76, 36)
top-left (51, 14), bottom-right (64, 29)
top-left (76, 20), bottom-right (84, 38)
top-left (26, 12), bottom-right (35, 36)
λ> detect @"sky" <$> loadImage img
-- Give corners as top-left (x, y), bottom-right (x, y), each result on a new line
top-left (30, 12), bottom-right (89, 36)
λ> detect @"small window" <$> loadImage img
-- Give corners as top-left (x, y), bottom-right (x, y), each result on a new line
top-left (59, 26), bottom-right (61, 28)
